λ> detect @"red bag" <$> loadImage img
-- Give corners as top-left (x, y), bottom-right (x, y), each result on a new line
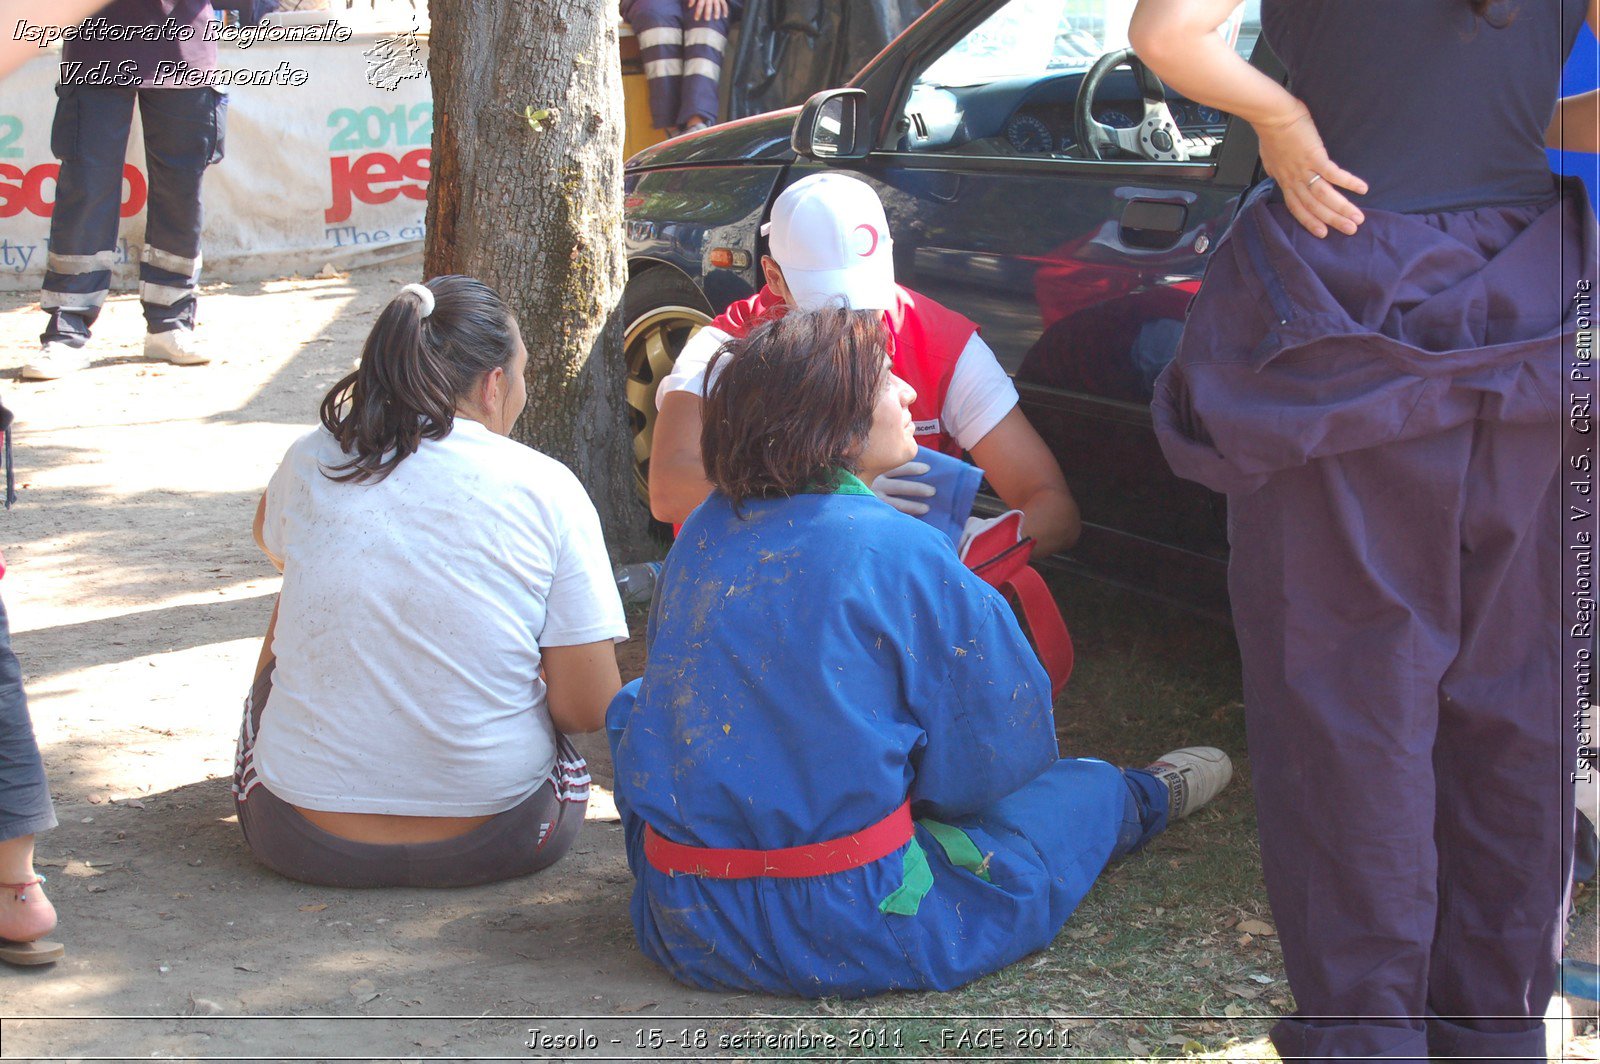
top-left (961, 512), bottom-right (1074, 700)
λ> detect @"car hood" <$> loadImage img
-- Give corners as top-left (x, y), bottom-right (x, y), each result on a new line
top-left (624, 108), bottom-right (800, 171)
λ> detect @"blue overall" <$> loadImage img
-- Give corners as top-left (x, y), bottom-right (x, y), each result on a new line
top-left (1155, 173), bottom-right (1593, 1061)
top-left (606, 475), bottom-right (1162, 998)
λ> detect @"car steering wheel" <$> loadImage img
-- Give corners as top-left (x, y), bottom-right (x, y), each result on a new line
top-left (1074, 48), bottom-right (1188, 163)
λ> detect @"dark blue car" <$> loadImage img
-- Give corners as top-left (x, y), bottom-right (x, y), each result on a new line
top-left (622, 0), bottom-right (1272, 617)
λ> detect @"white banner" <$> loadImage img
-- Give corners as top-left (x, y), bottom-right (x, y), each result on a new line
top-left (0, 22), bottom-right (432, 292)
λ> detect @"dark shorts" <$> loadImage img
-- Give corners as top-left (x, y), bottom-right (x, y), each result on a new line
top-left (232, 665), bottom-right (586, 889)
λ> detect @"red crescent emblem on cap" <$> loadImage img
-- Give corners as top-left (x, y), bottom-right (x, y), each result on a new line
top-left (854, 224), bottom-right (880, 257)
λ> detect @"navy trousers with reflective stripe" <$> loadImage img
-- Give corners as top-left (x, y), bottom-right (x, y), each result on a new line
top-left (1229, 418), bottom-right (1568, 1063)
top-left (621, 0), bottom-right (728, 130)
top-left (41, 86), bottom-right (222, 346)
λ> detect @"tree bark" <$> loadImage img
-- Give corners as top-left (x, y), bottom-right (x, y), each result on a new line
top-left (426, 0), bottom-right (647, 558)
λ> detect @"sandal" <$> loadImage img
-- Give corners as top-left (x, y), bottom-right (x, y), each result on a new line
top-left (0, 876), bottom-right (63, 966)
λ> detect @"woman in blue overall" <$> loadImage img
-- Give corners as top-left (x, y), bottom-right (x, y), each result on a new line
top-left (1131, 0), bottom-right (1598, 1058)
top-left (605, 307), bottom-right (1233, 997)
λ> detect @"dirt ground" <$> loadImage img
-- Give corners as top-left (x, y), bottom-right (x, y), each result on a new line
top-left (0, 265), bottom-right (1594, 1062)
top-left (0, 264), bottom-right (739, 1061)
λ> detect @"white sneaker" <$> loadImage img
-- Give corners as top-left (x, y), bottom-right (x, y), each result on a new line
top-left (144, 328), bottom-right (209, 366)
top-left (20, 340), bottom-right (90, 381)
top-left (1145, 746), bottom-right (1233, 820)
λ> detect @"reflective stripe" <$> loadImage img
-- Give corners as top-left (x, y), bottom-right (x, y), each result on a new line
top-left (684, 57), bottom-right (720, 80)
top-left (139, 280), bottom-right (193, 307)
top-left (46, 250), bottom-right (117, 275)
top-left (643, 58), bottom-right (683, 78)
top-left (636, 27), bottom-right (681, 49)
top-left (40, 287), bottom-right (107, 310)
top-left (141, 245), bottom-right (201, 279)
top-left (685, 28), bottom-right (726, 50)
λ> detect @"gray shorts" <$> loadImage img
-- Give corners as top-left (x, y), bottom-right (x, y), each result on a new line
top-left (232, 664), bottom-right (586, 888)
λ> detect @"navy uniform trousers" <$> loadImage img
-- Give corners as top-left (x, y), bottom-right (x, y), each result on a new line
top-left (1232, 419), bottom-right (1567, 1062)
top-left (41, 85), bottom-right (225, 347)
top-left (1155, 181), bottom-right (1593, 1063)
top-left (620, 0), bottom-right (729, 131)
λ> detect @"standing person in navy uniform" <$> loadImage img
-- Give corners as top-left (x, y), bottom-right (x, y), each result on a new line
top-left (1132, 0), bottom-right (1598, 1059)
top-left (25, 0), bottom-right (225, 380)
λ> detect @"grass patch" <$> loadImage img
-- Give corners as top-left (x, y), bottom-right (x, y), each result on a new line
top-left (720, 575), bottom-right (1280, 1060)
top-left (703, 574), bottom-right (1596, 1060)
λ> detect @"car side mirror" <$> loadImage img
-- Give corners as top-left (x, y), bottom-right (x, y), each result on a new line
top-left (791, 89), bottom-right (871, 160)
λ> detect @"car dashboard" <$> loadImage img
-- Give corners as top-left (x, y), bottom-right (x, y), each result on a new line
top-left (901, 69), bottom-right (1229, 160)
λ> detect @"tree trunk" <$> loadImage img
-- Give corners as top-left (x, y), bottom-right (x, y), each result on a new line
top-left (426, 0), bottom-right (648, 559)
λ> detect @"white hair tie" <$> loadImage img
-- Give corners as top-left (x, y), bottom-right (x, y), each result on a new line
top-left (400, 283), bottom-right (435, 318)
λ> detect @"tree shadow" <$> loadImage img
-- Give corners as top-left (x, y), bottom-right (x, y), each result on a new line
top-left (204, 269), bottom-right (418, 428)
top-left (1, 766), bottom-right (726, 1058)
top-left (12, 592), bottom-right (276, 683)
top-left (4, 484), bottom-right (276, 614)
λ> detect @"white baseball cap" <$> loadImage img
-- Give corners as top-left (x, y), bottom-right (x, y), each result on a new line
top-left (760, 173), bottom-right (896, 312)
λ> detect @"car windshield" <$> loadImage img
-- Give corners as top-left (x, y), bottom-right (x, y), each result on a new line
top-left (917, 0), bottom-right (1260, 89)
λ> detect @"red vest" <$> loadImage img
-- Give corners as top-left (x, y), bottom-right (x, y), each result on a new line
top-left (714, 285), bottom-right (978, 457)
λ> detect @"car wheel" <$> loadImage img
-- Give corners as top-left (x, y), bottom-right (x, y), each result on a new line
top-left (623, 267), bottom-right (714, 505)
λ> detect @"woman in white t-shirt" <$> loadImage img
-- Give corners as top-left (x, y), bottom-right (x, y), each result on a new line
top-left (233, 276), bottom-right (628, 888)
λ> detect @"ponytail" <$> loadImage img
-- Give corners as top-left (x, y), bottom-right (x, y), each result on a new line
top-left (319, 275), bottom-right (516, 483)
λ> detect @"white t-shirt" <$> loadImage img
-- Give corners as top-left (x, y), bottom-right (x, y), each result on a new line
top-left (253, 419), bottom-right (628, 817)
top-left (658, 325), bottom-right (1020, 452)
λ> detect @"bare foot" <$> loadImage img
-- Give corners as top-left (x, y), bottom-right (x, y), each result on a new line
top-left (0, 879), bottom-right (57, 943)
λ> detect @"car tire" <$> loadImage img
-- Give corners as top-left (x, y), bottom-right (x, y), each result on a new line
top-left (623, 266), bottom-right (715, 508)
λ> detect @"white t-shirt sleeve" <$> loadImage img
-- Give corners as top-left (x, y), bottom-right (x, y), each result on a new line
top-left (539, 478), bottom-right (630, 647)
top-left (656, 324), bottom-right (734, 408)
top-left (941, 333), bottom-right (1019, 451)
top-left (259, 432), bottom-right (313, 571)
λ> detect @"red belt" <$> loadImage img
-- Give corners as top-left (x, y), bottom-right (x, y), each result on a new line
top-left (643, 801), bottom-right (912, 879)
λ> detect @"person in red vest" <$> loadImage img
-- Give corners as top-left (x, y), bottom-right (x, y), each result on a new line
top-left (648, 173), bottom-right (1080, 556)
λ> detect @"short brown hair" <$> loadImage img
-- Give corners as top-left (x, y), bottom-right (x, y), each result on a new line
top-left (701, 307), bottom-right (889, 509)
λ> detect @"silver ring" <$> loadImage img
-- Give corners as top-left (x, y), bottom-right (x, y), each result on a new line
top-left (1306, 173), bottom-right (1324, 189)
